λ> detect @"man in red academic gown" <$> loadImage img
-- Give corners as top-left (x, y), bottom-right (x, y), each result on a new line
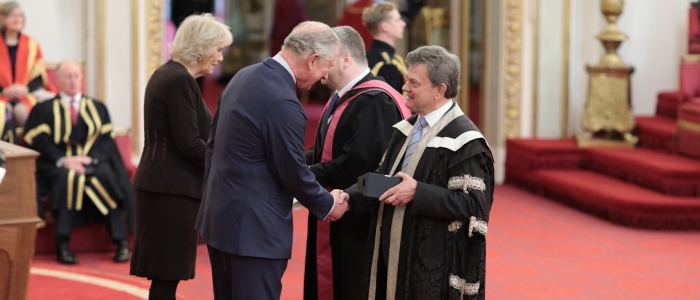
top-left (303, 26), bottom-right (410, 300)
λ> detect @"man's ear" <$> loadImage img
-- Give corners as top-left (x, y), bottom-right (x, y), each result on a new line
top-left (307, 53), bottom-right (320, 70)
top-left (342, 53), bottom-right (352, 68)
top-left (379, 22), bottom-right (389, 34)
top-left (436, 83), bottom-right (447, 99)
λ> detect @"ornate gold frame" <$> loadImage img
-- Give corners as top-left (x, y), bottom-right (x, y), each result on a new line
top-left (131, 0), bottom-right (140, 155)
top-left (459, 0), bottom-right (470, 113)
top-left (130, 0), bottom-right (163, 154)
top-left (97, 0), bottom-right (106, 101)
top-left (561, 0), bottom-right (570, 137)
top-left (503, 0), bottom-right (523, 138)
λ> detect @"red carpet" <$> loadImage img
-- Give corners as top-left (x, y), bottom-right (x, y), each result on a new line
top-left (27, 185), bottom-right (700, 299)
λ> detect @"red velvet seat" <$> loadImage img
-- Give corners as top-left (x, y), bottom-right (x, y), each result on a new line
top-left (653, 58), bottom-right (700, 120)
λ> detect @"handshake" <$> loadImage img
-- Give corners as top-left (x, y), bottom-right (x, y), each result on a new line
top-left (326, 189), bottom-right (349, 222)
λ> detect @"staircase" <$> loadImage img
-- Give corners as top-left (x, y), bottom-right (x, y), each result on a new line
top-left (505, 123), bottom-right (700, 230)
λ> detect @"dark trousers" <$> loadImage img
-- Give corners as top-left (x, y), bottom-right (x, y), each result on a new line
top-left (53, 199), bottom-right (127, 242)
top-left (207, 245), bottom-right (288, 300)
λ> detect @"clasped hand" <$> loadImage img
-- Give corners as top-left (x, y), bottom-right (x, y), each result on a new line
top-left (61, 156), bottom-right (94, 175)
top-left (2, 83), bottom-right (29, 99)
top-left (379, 172), bottom-right (417, 207)
top-left (326, 189), bottom-right (349, 222)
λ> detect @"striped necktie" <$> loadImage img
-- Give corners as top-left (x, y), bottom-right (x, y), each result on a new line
top-left (401, 117), bottom-right (427, 173)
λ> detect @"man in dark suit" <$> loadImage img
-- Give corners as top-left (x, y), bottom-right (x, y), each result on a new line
top-left (303, 26), bottom-right (410, 300)
top-left (195, 21), bottom-right (349, 300)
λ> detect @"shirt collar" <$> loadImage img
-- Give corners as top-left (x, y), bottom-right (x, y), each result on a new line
top-left (272, 53), bottom-right (296, 84)
top-left (60, 92), bottom-right (82, 107)
top-left (421, 100), bottom-right (454, 128)
top-left (337, 68), bottom-right (370, 98)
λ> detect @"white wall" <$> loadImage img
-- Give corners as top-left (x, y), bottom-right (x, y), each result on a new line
top-left (615, 0), bottom-right (690, 115)
top-left (536, 0), bottom-right (690, 135)
top-left (535, 0), bottom-right (564, 138)
top-left (13, 0), bottom-right (134, 129)
top-left (104, 0), bottom-right (133, 128)
top-left (15, 0), bottom-right (85, 62)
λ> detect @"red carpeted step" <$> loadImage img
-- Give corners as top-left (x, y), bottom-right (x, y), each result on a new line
top-left (505, 138), bottom-right (586, 171)
top-left (516, 169), bottom-right (700, 230)
top-left (635, 116), bottom-right (677, 154)
top-left (585, 147), bottom-right (700, 196)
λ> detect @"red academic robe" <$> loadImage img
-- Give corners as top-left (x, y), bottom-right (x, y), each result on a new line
top-left (0, 33), bottom-right (56, 109)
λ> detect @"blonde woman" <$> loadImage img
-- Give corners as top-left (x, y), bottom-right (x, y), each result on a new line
top-left (130, 13), bottom-right (232, 300)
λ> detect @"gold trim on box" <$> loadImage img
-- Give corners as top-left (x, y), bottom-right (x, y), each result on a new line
top-left (679, 119), bottom-right (700, 133)
top-left (504, 0), bottom-right (523, 138)
top-left (683, 54), bottom-right (700, 63)
top-left (576, 136), bottom-right (636, 148)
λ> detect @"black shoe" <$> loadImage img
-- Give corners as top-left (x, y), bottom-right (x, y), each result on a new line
top-left (56, 242), bottom-right (78, 265)
top-left (114, 240), bottom-right (130, 263)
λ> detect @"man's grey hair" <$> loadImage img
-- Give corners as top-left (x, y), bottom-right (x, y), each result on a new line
top-left (405, 46), bottom-right (461, 99)
top-left (283, 21), bottom-right (340, 64)
top-left (332, 26), bottom-right (367, 66)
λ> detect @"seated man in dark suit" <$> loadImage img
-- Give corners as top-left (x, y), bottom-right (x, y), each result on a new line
top-left (24, 61), bottom-right (133, 265)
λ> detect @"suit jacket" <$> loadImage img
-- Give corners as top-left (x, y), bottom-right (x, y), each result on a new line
top-left (133, 60), bottom-right (212, 200)
top-left (195, 58), bottom-right (334, 259)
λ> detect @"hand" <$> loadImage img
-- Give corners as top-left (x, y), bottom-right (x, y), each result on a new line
top-left (380, 172), bottom-right (417, 207)
top-left (3, 84), bottom-right (28, 99)
top-left (61, 156), bottom-right (93, 175)
top-left (326, 189), bottom-right (349, 221)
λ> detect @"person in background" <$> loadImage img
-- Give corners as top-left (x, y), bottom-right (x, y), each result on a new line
top-left (0, 1), bottom-right (56, 133)
top-left (346, 46), bottom-right (495, 299)
top-left (195, 21), bottom-right (348, 300)
top-left (129, 13), bottom-right (232, 300)
top-left (303, 25), bottom-right (410, 300)
top-left (23, 60), bottom-right (134, 266)
top-left (362, 1), bottom-right (407, 94)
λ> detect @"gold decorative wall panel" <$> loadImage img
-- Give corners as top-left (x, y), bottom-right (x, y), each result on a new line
top-left (146, 0), bottom-right (163, 78)
top-left (131, 0), bottom-right (140, 155)
top-left (503, 0), bottom-right (523, 138)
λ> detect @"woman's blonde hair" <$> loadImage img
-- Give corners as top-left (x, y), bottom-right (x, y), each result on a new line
top-left (170, 13), bottom-right (233, 66)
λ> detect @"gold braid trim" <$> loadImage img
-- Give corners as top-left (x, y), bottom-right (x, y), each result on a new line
top-left (91, 177), bottom-right (117, 209)
top-left (371, 61), bottom-right (385, 76)
top-left (679, 119), bottom-right (700, 134)
top-left (23, 124), bottom-right (51, 145)
top-left (67, 170), bottom-right (75, 210)
top-left (85, 187), bottom-right (109, 215)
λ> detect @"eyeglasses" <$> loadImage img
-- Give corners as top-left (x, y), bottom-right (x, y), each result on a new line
top-left (5, 13), bottom-right (24, 19)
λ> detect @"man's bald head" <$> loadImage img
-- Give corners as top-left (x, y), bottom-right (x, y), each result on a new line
top-left (56, 60), bottom-right (83, 97)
